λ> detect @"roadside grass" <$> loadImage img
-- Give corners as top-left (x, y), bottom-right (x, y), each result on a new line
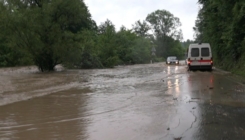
top-left (217, 62), bottom-right (245, 85)
top-left (216, 57), bottom-right (245, 84)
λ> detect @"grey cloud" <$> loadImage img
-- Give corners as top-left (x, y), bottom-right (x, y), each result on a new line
top-left (84, 0), bottom-right (199, 40)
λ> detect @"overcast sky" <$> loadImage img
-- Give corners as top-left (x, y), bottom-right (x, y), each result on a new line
top-left (84, 0), bottom-right (200, 41)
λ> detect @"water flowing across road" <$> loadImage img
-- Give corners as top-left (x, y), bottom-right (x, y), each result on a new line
top-left (0, 63), bottom-right (245, 140)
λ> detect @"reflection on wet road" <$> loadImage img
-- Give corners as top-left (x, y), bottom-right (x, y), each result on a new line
top-left (0, 63), bottom-right (245, 140)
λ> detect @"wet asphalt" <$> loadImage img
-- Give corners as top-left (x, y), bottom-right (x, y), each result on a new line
top-left (0, 62), bottom-right (245, 140)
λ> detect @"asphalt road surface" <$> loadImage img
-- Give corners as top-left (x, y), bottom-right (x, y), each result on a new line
top-left (0, 62), bottom-right (245, 140)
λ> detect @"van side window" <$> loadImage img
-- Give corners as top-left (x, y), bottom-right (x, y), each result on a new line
top-left (201, 48), bottom-right (210, 57)
top-left (191, 48), bottom-right (199, 57)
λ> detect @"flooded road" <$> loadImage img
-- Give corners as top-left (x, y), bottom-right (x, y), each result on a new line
top-left (1, 63), bottom-right (245, 140)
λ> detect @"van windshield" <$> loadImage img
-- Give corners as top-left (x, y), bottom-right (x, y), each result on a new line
top-left (191, 48), bottom-right (199, 57)
top-left (201, 48), bottom-right (210, 57)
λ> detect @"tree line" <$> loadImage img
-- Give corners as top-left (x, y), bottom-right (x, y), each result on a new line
top-left (0, 0), bottom-right (185, 71)
top-left (194, 0), bottom-right (245, 73)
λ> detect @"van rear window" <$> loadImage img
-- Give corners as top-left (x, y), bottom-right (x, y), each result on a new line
top-left (191, 48), bottom-right (199, 57)
top-left (201, 48), bottom-right (210, 57)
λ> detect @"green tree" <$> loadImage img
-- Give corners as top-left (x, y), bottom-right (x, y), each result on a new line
top-left (115, 26), bottom-right (152, 64)
top-left (0, 1), bottom-right (33, 67)
top-left (194, 0), bottom-right (245, 71)
top-left (131, 38), bottom-right (152, 63)
top-left (115, 26), bottom-right (136, 64)
top-left (146, 9), bottom-right (183, 40)
top-left (97, 19), bottom-right (119, 68)
top-left (78, 30), bottom-right (103, 69)
top-left (3, 0), bottom-right (94, 71)
top-left (132, 20), bottom-right (151, 37)
top-left (145, 9), bottom-right (184, 59)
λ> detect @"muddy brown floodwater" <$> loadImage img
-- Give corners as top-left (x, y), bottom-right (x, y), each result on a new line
top-left (1, 62), bottom-right (245, 140)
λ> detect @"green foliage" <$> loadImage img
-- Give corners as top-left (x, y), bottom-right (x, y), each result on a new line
top-left (115, 27), bottom-right (137, 64)
top-left (78, 30), bottom-right (103, 69)
top-left (194, 0), bottom-right (245, 72)
top-left (146, 9), bottom-right (183, 40)
top-left (131, 38), bottom-right (151, 64)
top-left (1, 0), bottom-right (94, 71)
top-left (0, 2), bottom-right (185, 70)
top-left (0, 46), bottom-right (33, 67)
top-left (97, 20), bottom-right (119, 68)
top-left (0, 2), bottom-right (33, 67)
top-left (132, 20), bottom-right (151, 37)
top-left (95, 21), bottom-right (153, 66)
top-left (144, 9), bottom-right (185, 60)
top-left (182, 39), bottom-right (195, 57)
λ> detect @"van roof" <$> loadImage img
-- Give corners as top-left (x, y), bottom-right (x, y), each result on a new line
top-left (189, 43), bottom-right (210, 48)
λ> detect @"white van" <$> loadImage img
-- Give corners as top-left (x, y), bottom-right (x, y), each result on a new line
top-left (187, 43), bottom-right (213, 70)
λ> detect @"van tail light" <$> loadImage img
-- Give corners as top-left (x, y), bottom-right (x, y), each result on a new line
top-left (211, 57), bottom-right (213, 64)
top-left (188, 58), bottom-right (191, 64)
